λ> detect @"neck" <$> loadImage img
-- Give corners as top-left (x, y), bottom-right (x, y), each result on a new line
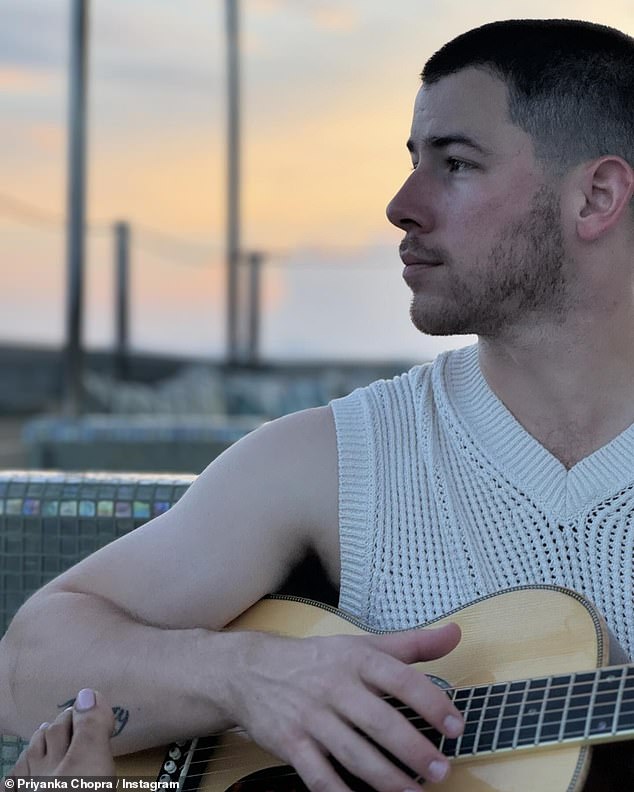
top-left (405, 663), bottom-right (634, 761)
top-left (476, 310), bottom-right (634, 467)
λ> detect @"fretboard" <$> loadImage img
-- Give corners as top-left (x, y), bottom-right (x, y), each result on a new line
top-left (394, 664), bottom-right (634, 760)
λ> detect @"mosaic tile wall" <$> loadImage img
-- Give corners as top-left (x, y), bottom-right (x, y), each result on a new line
top-left (0, 470), bottom-right (196, 776)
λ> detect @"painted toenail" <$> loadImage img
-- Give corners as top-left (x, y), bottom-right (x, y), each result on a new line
top-left (75, 688), bottom-right (96, 711)
top-left (38, 722), bottom-right (50, 730)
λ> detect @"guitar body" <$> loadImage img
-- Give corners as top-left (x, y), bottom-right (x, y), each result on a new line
top-left (116, 585), bottom-right (623, 792)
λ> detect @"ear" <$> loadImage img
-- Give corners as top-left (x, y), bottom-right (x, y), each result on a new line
top-left (576, 157), bottom-right (634, 242)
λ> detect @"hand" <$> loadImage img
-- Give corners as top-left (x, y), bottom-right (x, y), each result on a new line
top-left (224, 623), bottom-right (463, 791)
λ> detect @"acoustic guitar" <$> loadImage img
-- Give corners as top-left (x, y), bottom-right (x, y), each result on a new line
top-left (115, 585), bottom-right (634, 792)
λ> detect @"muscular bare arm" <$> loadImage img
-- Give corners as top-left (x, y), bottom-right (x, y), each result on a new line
top-left (0, 405), bottom-right (464, 790)
top-left (0, 407), bottom-right (338, 740)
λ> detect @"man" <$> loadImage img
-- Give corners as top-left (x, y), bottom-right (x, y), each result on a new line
top-left (1, 17), bottom-right (633, 791)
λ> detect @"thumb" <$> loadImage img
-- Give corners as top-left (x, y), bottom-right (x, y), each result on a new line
top-left (367, 622), bottom-right (461, 664)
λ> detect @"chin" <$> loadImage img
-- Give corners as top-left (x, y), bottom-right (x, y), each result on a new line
top-left (410, 304), bottom-right (472, 337)
top-left (409, 295), bottom-right (509, 337)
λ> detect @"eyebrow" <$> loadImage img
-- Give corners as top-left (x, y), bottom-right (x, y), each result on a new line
top-left (406, 134), bottom-right (493, 157)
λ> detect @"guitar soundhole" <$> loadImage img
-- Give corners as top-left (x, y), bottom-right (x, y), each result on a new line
top-left (225, 766), bottom-right (306, 792)
top-left (225, 763), bottom-right (380, 792)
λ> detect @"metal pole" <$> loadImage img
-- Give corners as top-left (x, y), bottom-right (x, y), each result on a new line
top-left (225, 0), bottom-right (240, 365)
top-left (63, 0), bottom-right (89, 416)
top-left (247, 252), bottom-right (262, 365)
top-left (114, 221), bottom-right (130, 380)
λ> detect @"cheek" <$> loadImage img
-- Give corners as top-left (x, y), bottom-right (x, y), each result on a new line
top-left (440, 192), bottom-right (503, 243)
top-left (439, 167), bottom-right (540, 242)
top-left (440, 194), bottom-right (507, 264)
top-left (449, 186), bottom-right (527, 236)
top-left (470, 187), bottom-right (509, 221)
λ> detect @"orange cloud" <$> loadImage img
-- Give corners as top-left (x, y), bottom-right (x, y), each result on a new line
top-left (250, 0), bottom-right (286, 12)
top-left (310, 6), bottom-right (360, 32)
top-left (0, 67), bottom-right (50, 92)
top-left (27, 123), bottom-right (64, 153)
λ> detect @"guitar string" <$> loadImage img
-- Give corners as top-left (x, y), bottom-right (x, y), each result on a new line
top-left (161, 703), bottom-right (625, 791)
top-left (174, 674), bottom-right (634, 770)
top-left (176, 677), bottom-right (634, 770)
top-left (177, 700), bottom-right (634, 775)
top-left (139, 670), bottom-right (632, 781)
top-left (174, 703), bottom-right (634, 788)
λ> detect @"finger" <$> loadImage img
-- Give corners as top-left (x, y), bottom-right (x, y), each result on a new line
top-left (366, 623), bottom-right (462, 664)
top-left (338, 684), bottom-right (450, 783)
top-left (42, 708), bottom-right (73, 764)
top-left (359, 653), bottom-right (463, 739)
top-left (27, 725), bottom-right (48, 760)
top-left (312, 706), bottom-right (441, 790)
top-left (291, 736), bottom-right (358, 792)
top-left (13, 725), bottom-right (47, 775)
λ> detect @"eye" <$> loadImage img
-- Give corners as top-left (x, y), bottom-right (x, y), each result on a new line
top-left (446, 157), bottom-right (474, 173)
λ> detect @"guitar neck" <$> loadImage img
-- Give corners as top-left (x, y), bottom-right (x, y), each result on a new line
top-left (117, 589), bottom-right (634, 792)
top-left (407, 663), bottom-right (634, 760)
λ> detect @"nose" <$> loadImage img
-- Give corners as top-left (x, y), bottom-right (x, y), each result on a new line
top-left (386, 170), bottom-right (435, 233)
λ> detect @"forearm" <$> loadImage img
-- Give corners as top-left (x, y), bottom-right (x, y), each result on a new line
top-left (0, 590), bottom-right (241, 754)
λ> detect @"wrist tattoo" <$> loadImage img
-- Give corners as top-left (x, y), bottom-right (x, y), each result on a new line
top-left (111, 705), bottom-right (129, 736)
top-left (58, 698), bottom-right (130, 736)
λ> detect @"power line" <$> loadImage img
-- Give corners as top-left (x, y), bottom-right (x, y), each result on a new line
top-left (0, 191), bottom-right (110, 232)
top-left (0, 192), bottom-right (63, 229)
top-left (133, 222), bottom-right (222, 253)
top-left (0, 190), bottom-right (394, 268)
top-left (0, 192), bottom-right (219, 249)
top-left (133, 237), bottom-right (221, 269)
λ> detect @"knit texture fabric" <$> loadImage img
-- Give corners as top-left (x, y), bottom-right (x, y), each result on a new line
top-left (330, 343), bottom-right (634, 659)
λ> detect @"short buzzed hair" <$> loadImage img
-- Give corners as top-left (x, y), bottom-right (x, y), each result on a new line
top-left (422, 19), bottom-right (634, 185)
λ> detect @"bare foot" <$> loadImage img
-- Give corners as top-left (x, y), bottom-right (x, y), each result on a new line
top-left (7, 689), bottom-right (116, 782)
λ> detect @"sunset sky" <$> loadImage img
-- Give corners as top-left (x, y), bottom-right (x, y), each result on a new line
top-left (2, 0), bottom-right (633, 361)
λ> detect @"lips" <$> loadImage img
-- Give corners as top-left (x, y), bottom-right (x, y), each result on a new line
top-left (401, 251), bottom-right (443, 287)
top-left (401, 256), bottom-right (442, 267)
top-left (401, 252), bottom-right (443, 267)
top-left (399, 244), bottom-right (443, 267)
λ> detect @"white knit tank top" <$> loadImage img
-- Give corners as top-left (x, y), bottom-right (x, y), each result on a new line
top-left (330, 344), bottom-right (634, 659)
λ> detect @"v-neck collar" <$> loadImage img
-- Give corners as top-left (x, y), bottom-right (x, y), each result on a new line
top-left (435, 344), bottom-right (634, 519)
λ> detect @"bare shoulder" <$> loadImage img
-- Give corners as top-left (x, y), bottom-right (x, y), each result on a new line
top-left (43, 406), bottom-right (340, 630)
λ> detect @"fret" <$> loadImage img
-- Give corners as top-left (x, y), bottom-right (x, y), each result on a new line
top-left (583, 670), bottom-right (600, 740)
top-left (516, 677), bottom-right (549, 747)
top-left (435, 663), bottom-right (634, 765)
top-left (489, 681), bottom-right (511, 752)
top-left (475, 682), bottom-right (506, 754)
top-left (541, 674), bottom-right (570, 744)
top-left (534, 675), bottom-right (552, 745)
top-left (458, 684), bottom-right (490, 755)
top-left (437, 687), bottom-right (460, 756)
top-left (616, 667), bottom-right (634, 733)
top-left (471, 683), bottom-right (493, 755)
top-left (496, 680), bottom-right (528, 751)
top-left (562, 672), bottom-right (595, 740)
top-left (443, 686), bottom-right (475, 758)
top-left (588, 668), bottom-right (622, 737)
top-left (558, 671), bottom-right (575, 743)
top-left (510, 680), bottom-right (530, 749)
top-left (613, 665), bottom-right (628, 735)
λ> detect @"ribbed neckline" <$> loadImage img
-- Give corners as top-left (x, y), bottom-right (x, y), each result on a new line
top-left (437, 344), bottom-right (634, 519)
